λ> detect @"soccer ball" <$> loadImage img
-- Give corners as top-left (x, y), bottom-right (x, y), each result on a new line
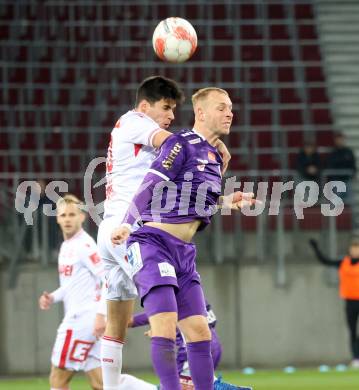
top-left (152, 17), bottom-right (197, 63)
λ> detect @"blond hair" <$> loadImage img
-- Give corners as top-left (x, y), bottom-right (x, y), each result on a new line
top-left (56, 194), bottom-right (84, 211)
top-left (191, 87), bottom-right (229, 107)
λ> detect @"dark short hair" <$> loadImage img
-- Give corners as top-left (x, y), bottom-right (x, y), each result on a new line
top-left (135, 76), bottom-right (185, 107)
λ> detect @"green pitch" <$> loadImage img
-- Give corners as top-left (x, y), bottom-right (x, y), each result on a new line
top-left (0, 369), bottom-right (358, 390)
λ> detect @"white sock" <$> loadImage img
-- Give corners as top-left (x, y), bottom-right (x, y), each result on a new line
top-left (119, 374), bottom-right (157, 390)
top-left (101, 336), bottom-right (124, 390)
top-left (50, 387), bottom-right (70, 390)
top-left (50, 388), bottom-right (70, 390)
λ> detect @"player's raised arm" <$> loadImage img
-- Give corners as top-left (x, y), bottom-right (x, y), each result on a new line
top-left (218, 191), bottom-right (259, 210)
top-left (309, 239), bottom-right (342, 267)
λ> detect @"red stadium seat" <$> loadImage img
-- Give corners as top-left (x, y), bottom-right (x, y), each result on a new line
top-left (268, 4), bottom-right (286, 19)
top-left (257, 131), bottom-right (273, 148)
top-left (0, 132), bottom-right (9, 149)
top-left (211, 4), bottom-right (227, 20)
top-left (213, 45), bottom-right (233, 61)
top-left (248, 67), bottom-right (265, 82)
top-left (297, 24), bottom-right (317, 40)
top-left (277, 67), bottom-right (295, 82)
top-left (250, 88), bottom-right (272, 104)
top-left (305, 66), bottom-right (325, 82)
top-left (213, 25), bottom-right (233, 39)
top-left (0, 25), bottom-right (9, 40)
top-left (240, 4), bottom-right (256, 19)
top-left (57, 89), bottom-right (70, 106)
top-left (60, 67), bottom-right (76, 84)
top-left (298, 206), bottom-right (323, 230)
top-left (250, 109), bottom-right (272, 126)
top-left (46, 132), bottom-right (64, 150)
top-left (301, 44), bottom-right (321, 61)
top-left (279, 88), bottom-right (301, 104)
top-left (270, 25), bottom-right (289, 40)
top-left (337, 208), bottom-right (353, 230)
top-left (240, 25), bottom-right (262, 40)
top-left (308, 87), bottom-right (329, 103)
top-left (271, 45), bottom-right (293, 62)
top-left (312, 108), bottom-right (332, 125)
top-left (295, 4), bottom-right (314, 19)
top-left (287, 130), bottom-right (304, 148)
top-left (20, 132), bottom-right (37, 150)
top-left (9, 67), bottom-right (26, 83)
top-left (71, 133), bottom-right (89, 149)
top-left (241, 45), bottom-right (264, 61)
top-left (280, 109), bottom-right (303, 126)
top-left (258, 155), bottom-right (280, 170)
top-left (7, 88), bottom-right (19, 105)
top-left (316, 129), bottom-right (334, 147)
top-left (32, 88), bottom-right (45, 106)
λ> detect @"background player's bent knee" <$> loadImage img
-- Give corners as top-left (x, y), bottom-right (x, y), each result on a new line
top-left (49, 365), bottom-right (74, 388)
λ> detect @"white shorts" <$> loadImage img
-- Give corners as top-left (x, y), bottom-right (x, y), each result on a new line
top-left (51, 310), bottom-right (101, 372)
top-left (97, 216), bottom-right (138, 301)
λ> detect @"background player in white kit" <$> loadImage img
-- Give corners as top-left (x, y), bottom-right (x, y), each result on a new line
top-left (97, 76), bottom-right (231, 389)
top-left (39, 194), bottom-right (106, 390)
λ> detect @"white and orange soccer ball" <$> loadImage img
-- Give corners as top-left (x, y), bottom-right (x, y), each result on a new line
top-left (152, 17), bottom-right (198, 63)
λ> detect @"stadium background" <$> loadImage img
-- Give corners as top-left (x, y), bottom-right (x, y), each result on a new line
top-left (1, 0), bottom-right (359, 379)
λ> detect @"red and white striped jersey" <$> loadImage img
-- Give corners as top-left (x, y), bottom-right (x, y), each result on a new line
top-left (103, 110), bottom-right (162, 218)
top-left (51, 229), bottom-right (105, 317)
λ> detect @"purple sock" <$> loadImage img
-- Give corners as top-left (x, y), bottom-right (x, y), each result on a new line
top-left (187, 340), bottom-right (214, 390)
top-left (151, 337), bottom-right (181, 390)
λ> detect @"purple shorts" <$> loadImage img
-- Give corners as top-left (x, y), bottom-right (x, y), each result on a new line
top-left (127, 225), bottom-right (205, 319)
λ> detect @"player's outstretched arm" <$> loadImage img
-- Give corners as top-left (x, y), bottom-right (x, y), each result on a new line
top-left (129, 312), bottom-right (150, 328)
top-left (219, 191), bottom-right (259, 210)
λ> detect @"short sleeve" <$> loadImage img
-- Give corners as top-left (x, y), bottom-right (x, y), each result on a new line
top-left (116, 112), bottom-right (161, 147)
top-left (80, 242), bottom-right (105, 278)
top-left (148, 135), bottom-right (187, 181)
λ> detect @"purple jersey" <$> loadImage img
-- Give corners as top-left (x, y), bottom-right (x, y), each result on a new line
top-left (123, 129), bottom-right (223, 230)
top-left (143, 129), bottom-right (222, 229)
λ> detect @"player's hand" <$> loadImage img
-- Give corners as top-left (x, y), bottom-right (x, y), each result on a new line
top-left (39, 291), bottom-right (54, 310)
top-left (111, 225), bottom-right (131, 245)
top-left (93, 313), bottom-right (106, 338)
top-left (309, 239), bottom-right (318, 249)
top-left (144, 329), bottom-right (152, 338)
top-left (221, 191), bottom-right (259, 210)
top-left (215, 139), bottom-right (231, 174)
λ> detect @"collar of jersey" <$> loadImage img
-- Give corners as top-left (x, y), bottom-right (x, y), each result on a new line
top-left (191, 128), bottom-right (206, 141)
